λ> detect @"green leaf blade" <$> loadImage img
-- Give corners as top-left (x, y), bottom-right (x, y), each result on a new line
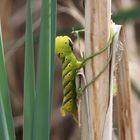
top-left (0, 23), bottom-right (16, 140)
top-left (23, 0), bottom-right (36, 140)
top-left (33, 0), bottom-right (56, 139)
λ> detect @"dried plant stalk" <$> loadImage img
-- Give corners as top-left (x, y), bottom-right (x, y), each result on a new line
top-left (116, 28), bottom-right (135, 140)
top-left (81, 0), bottom-right (112, 140)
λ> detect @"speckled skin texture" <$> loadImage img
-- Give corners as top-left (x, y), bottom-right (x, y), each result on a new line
top-left (55, 36), bottom-right (82, 122)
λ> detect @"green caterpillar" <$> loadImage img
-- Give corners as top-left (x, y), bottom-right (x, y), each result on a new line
top-left (55, 36), bottom-right (81, 122)
top-left (55, 33), bottom-right (115, 122)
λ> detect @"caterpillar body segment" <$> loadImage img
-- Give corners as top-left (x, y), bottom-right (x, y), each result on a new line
top-left (55, 33), bottom-right (114, 122)
top-left (55, 36), bottom-right (81, 122)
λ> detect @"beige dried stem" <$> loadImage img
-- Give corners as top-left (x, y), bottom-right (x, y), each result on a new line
top-left (115, 28), bottom-right (135, 140)
top-left (81, 0), bottom-right (112, 140)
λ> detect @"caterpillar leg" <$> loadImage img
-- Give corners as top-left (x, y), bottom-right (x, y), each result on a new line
top-left (76, 88), bottom-right (83, 100)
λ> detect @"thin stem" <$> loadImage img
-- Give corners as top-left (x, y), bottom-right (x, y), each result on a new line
top-left (71, 29), bottom-right (85, 34)
top-left (83, 47), bottom-right (113, 92)
top-left (77, 46), bottom-right (113, 99)
top-left (80, 31), bottom-right (116, 68)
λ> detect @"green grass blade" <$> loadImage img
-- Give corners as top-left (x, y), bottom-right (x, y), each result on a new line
top-left (112, 5), bottom-right (140, 23)
top-left (33, 0), bottom-right (56, 139)
top-left (50, 0), bottom-right (56, 100)
top-left (0, 23), bottom-right (16, 140)
top-left (23, 0), bottom-right (36, 140)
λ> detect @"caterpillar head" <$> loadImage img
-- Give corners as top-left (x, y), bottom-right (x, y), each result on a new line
top-left (55, 36), bottom-right (73, 60)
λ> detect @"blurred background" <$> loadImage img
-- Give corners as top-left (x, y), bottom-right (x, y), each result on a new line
top-left (1, 0), bottom-right (140, 139)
